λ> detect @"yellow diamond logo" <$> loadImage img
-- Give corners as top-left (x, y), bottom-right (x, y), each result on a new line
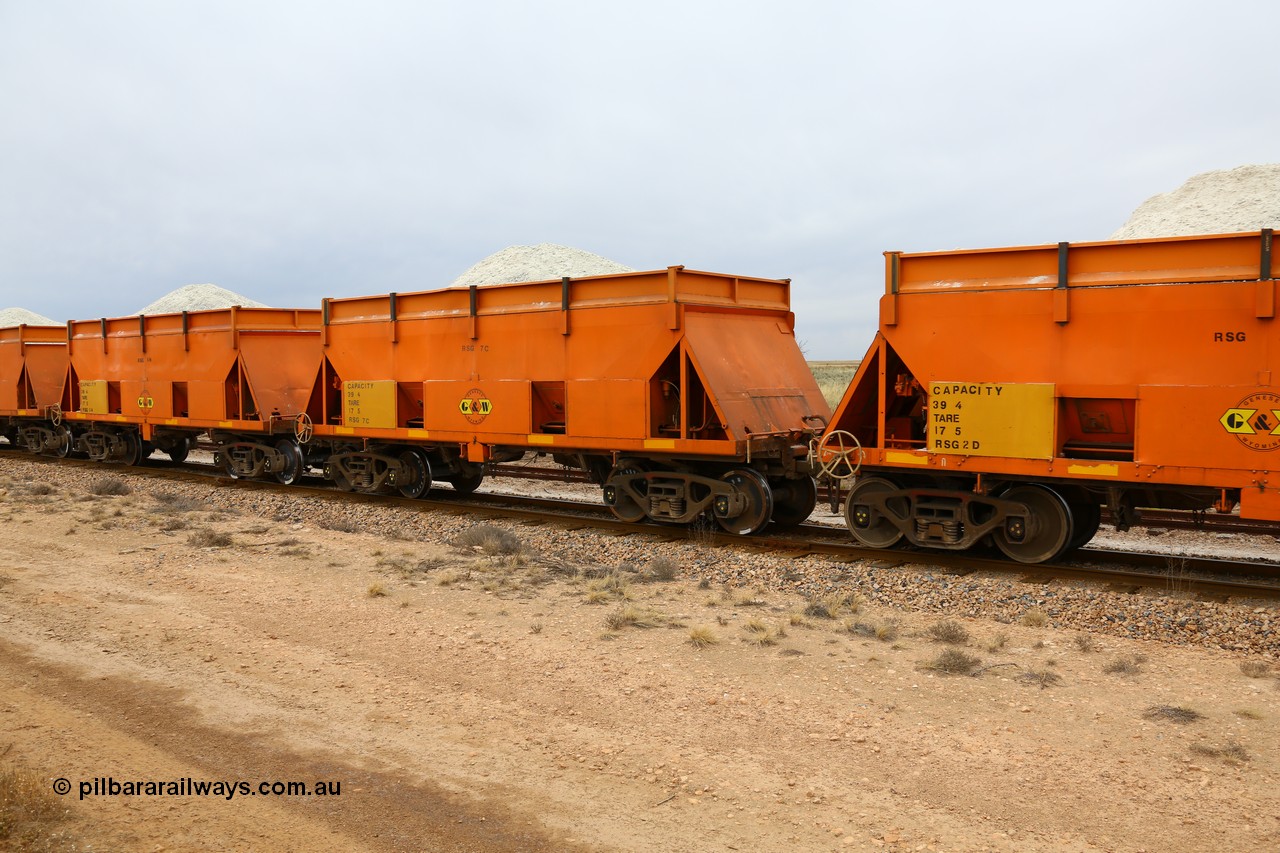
top-left (1220, 408), bottom-right (1257, 434)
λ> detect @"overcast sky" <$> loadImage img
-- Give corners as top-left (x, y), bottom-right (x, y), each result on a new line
top-left (1, 0), bottom-right (1276, 358)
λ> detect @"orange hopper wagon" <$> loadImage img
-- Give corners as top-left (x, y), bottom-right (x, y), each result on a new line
top-left (818, 230), bottom-right (1280, 563)
top-left (313, 267), bottom-right (829, 533)
top-left (0, 324), bottom-right (69, 454)
top-left (64, 307), bottom-right (322, 475)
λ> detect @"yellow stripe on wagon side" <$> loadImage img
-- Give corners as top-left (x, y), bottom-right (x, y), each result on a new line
top-left (885, 450), bottom-right (929, 465)
top-left (1067, 463), bottom-right (1119, 477)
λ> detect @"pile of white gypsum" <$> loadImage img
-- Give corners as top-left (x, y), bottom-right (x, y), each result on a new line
top-left (452, 243), bottom-right (633, 286)
top-left (135, 284), bottom-right (268, 315)
top-left (0, 307), bottom-right (58, 326)
top-left (1110, 163), bottom-right (1280, 239)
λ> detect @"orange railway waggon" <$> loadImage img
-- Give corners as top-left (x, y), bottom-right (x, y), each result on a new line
top-left (62, 307), bottom-right (322, 472)
top-left (0, 323), bottom-right (68, 454)
top-left (311, 267), bottom-right (829, 533)
top-left (817, 230), bottom-right (1280, 563)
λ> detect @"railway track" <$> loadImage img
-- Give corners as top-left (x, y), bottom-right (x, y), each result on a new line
top-left (9, 450), bottom-right (1280, 602)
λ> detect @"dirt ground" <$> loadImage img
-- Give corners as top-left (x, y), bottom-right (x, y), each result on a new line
top-left (1, 460), bottom-right (1278, 852)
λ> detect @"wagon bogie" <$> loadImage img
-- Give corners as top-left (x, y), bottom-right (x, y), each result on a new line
top-left (75, 426), bottom-right (149, 465)
top-left (18, 422), bottom-right (73, 457)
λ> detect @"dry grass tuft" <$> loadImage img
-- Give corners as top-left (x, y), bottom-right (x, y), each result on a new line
top-left (538, 556), bottom-right (579, 578)
top-left (1233, 708), bottom-right (1263, 720)
top-left (643, 557), bottom-right (680, 582)
top-left (1190, 741), bottom-right (1249, 762)
top-left (803, 593), bottom-right (859, 620)
top-left (845, 619), bottom-right (901, 642)
top-left (1103, 654), bottom-right (1147, 676)
top-left (874, 621), bottom-right (900, 642)
top-left (1018, 669), bottom-right (1062, 688)
top-left (435, 569), bottom-right (468, 586)
top-left (1073, 634), bottom-right (1099, 653)
top-left (0, 760), bottom-right (73, 850)
top-left (604, 604), bottom-right (661, 631)
top-left (844, 619), bottom-right (899, 643)
top-left (925, 619), bottom-right (970, 645)
top-left (366, 583), bottom-right (388, 598)
top-left (584, 571), bottom-right (631, 604)
top-left (1143, 705), bottom-right (1203, 724)
top-left (453, 524), bottom-right (525, 556)
top-left (743, 618), bottom-right (780, 647)
top-left (187, 528), bottom-right (233, 548)
top-left (152, 491), bottom-right (205, 512)
top-left (922, 648), bottom-right (982, 675)
top-left (986, 631), bottom-right (1009, 653)
top-left (687, 626), bottom-right (719, 649)
top-left (89, 477), bottom-right (131, 496)
top-left (1239, 660), bottom-right (1273, 678)
top-left (1019, 609), bottom-right (1050, 628)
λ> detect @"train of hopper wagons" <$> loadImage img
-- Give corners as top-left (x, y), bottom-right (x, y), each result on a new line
top-left (3, 230), bottom-right (1279, 564)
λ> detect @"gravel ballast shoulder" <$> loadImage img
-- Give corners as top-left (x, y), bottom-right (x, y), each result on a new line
top-left (2, 453), bottom-right (1275, 658)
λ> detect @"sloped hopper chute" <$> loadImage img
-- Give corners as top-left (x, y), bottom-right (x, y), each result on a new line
top-left (680, 310), bottom-right (827, 439)
top-left (235, 331), bottom-right (322, 419)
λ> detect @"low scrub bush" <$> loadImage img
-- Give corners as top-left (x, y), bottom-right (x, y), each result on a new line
top-left (453, 524), bottom-right (524, 555)
top-left (89, 477), bottom-right (130, 496)
top-left (925, 619), bottom-right (970, 645)
top-left (923, 648), bottom-right (982, 675)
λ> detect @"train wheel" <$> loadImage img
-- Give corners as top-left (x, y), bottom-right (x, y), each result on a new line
top-left (716, 468), bottom-right (773, 535)
top-left (274, 440), bottom-right (305, 486)
top-left (397, 449), bottom-right (432, 498)
top-left (448, 471), bottom-right (484, 495)
top-left (994, 484), bottom-right (1073, 564)
top-left (51, 425), bottom-right (73, 459)
top-left (121, 432), bottom-right (144, 466)
top-left (604, 463), bottom-right (646, 523)
top-left (167, 437), bottom-right (190, 464)
top-left (844, 476), bottom-right (905, 548)
top-left (769, 476), bottom-right (817, 528)
top-left (1065, 494), bottom-right (1101, 552)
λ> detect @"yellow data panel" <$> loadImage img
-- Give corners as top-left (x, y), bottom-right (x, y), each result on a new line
top-left (342, 380), bottom-right (397, 429)
top-left (79, 380), bottom-right (109, 415)
top-left (926, 382), bottom-right (1055, 459)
